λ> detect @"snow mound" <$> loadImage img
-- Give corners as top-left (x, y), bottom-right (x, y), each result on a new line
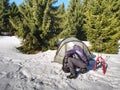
top-left (0, 36), bottom-right (120, 90)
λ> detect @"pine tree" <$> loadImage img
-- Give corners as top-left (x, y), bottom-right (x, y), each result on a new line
top-left (84, 0), bottom-right (120, 54)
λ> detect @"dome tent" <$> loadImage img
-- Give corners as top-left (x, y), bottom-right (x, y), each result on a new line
top-left (54, 37), bottom-right (92, 64)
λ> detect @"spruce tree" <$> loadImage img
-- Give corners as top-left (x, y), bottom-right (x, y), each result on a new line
top-left (41, 0), bottom-right (56, 48)
top-left (10, 0), bottom-right (45, 53)
top-left (76, 0), bottom-right (87, 40)
top-left (8, 2), bottom-right (20, 35)
top-left (49, 3), bottom-right (66, 46)
top-left (58, 0), bottom-right (86, 40)
top-left (10, 0), bottom-right (59, 53)
top-left (0, 0), bottom-right (10, 33)
top-left (84, 0), bottom-right (120, 54)
top-left (59, 0), bottom-right (77, 37)
top-left (0, 0), bottom-right (3, 33)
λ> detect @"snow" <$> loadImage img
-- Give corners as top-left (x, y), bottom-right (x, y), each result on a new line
top-left (82, 41), bottom-right (92, 47)
top-left (0, 36), bottom-right (120, 90)
top-left (118, 40), bottom-right (120, 44)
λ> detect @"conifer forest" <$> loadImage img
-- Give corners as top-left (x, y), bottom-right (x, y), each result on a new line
top-left (0, 0), bottom-right (120, 54)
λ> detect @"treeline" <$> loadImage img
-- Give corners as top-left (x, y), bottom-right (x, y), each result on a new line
top-left (0, 0), bottom-right (120, 54)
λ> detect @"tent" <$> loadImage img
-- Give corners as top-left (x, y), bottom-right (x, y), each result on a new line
top-left (54, 37), bottom-right (92, 64)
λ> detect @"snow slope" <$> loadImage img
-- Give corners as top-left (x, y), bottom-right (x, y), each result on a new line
top-left (0, 36), bottom-right (120, 90)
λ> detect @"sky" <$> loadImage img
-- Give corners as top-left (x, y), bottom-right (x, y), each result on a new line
top-left (9, 0), bottom-right (23, 5)
top-left (9, 0), bottom-right (69, 9)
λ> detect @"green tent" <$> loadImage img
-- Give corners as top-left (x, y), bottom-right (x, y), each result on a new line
top-left (54, 37), bottom-right (92, 64)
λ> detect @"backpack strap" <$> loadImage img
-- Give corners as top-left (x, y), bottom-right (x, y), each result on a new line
top-left (62, 56), bottom-right (70, 73)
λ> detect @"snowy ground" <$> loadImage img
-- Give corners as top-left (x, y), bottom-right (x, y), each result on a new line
top-left (0, 36), bottom-right (120, 90)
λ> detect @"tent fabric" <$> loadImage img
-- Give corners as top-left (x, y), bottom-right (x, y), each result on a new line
top-left (54, 37), bottom-right (92, 64)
